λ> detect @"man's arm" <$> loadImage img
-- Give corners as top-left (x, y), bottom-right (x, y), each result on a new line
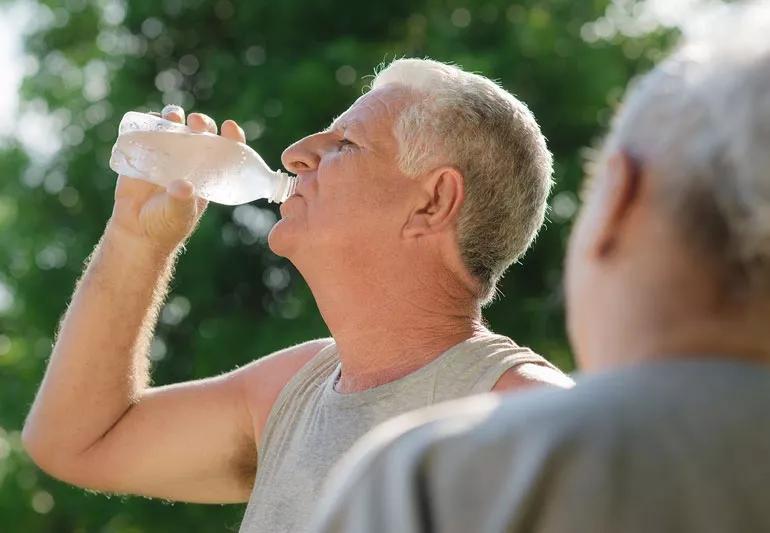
top-left (21, 222), bottom-right (329, 502)
top-left (21, 106), bottom-right (330, 503)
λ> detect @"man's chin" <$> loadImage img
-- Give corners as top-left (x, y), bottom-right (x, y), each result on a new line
top-left (267, 220), bottom-right (296, 259)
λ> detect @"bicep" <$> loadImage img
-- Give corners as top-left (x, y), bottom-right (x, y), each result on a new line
top-left (59, 338), bottom-right (331, 504)
top-left (70, 372), bottom-right (257, 503)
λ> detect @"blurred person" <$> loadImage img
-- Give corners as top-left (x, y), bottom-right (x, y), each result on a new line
top-left (309, 3), bottom-right (770, 533)
top-left (20, 58), bottom-right (572, 532)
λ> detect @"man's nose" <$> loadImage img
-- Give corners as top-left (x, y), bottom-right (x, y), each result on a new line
top-left (281, 133), bottom-right (326, 174)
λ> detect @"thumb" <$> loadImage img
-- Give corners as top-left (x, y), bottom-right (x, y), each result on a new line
top-left (164, 179), bottom-right (198, 226)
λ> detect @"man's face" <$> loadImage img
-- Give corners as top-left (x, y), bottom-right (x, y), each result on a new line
top-left (268, 84), bottom-right (418, 267)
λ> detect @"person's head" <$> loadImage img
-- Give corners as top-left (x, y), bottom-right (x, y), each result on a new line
top-left (566, 1), bottom-right (770, 370)
top-left (269, 59), bottom-right (552, 307)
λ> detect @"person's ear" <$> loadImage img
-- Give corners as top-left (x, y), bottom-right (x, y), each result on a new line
top-left (592, 151), bottom-right (643, 258)
top-left (403, 166), bottom-right (465, 238)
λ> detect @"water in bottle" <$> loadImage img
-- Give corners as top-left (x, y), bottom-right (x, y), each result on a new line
top-left (109, 111), bottom-right (297, 205)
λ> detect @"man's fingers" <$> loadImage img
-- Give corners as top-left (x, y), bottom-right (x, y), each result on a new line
top-left (166, 179), bottom-right (195, 201)
top-left (188, 113), bottom-right (217, 134)
top-left (221, 120), bottom-right (246, 143)
top-left (162, 180), bottom-right (199, 231)
top-left (162, 104), bottom-right (185, 124)
top-left (116, 175), bottom-right (162, 196)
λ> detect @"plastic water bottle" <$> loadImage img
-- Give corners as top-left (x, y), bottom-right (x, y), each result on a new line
top-left (109, 111), bottom-right (297, 205)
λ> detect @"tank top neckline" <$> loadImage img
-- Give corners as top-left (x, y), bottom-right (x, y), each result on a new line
top-left (322, 332), bottom-right (514, 408)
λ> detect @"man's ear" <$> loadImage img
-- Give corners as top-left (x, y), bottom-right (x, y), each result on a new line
top-left (403, 166), bottom-right (465, 238)
top-left (593, 151), bottom-right (643, 258)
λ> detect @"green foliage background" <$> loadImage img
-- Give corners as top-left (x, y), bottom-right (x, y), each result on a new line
top-left (0, 0), bottom-right (672, 530)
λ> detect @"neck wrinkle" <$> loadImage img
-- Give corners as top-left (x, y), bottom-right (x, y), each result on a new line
top-left (333, 321), bottom-right (488, 394)
top-left (311, 271), bottom-right (486, 394)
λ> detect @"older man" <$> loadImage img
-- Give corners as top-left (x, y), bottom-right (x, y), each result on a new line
top-left (309, 4), bottom-right (770, 533)
top-left (21, 59), bottom-right (572, 532)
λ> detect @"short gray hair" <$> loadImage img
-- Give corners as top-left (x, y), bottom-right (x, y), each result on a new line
top-left (602, 0), bottom-right (770, 292)
top-left (371, 59), bottom-right (553, 304)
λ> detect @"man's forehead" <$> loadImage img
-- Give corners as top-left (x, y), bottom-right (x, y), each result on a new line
top-left (327, 85), bottom-right (414, 132)
top-left (326, 111), bottom-right (357, 132)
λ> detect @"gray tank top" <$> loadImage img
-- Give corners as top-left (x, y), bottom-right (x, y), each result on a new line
top-left (239, 333), bottom-right (556, 533)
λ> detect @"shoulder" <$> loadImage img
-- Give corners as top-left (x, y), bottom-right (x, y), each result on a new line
top-left (492, 362), bottom-right (575, 392)
top-left (234, 338), bottom-right (335, 390)
top-left (231, 338), bottom-right (335, 438)
top-left (464, 332), bottom-right (573, 392)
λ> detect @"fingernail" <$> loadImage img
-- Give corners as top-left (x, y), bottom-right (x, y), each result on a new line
top-left (224, 119), bottom-right (242, 131)
top-left (162, 104), bottom-right (183, 117)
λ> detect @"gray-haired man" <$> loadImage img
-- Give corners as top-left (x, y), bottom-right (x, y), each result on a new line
top-left (22, 59), bottom-right (572, 532)
top-left (310, 3), bottom-right (770, 532)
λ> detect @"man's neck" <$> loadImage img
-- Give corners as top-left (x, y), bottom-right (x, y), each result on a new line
top-left (308, 265), bottom-right (486, 394)
top-left (584, 311), bottom-right (770, 372)
top-left (332, 319), bottom-right (488, 394)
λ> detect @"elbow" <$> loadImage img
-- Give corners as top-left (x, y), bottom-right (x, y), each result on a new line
top-left (21, 422), bottom-right (83, 485)
top-left (21, 419), bottom-right (45, 466)
top-left (21, 422), bottom-right (59, 477)
top-left (22, 425), bottom-right (114, 494)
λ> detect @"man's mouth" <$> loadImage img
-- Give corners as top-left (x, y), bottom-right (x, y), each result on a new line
top-left (279, 194), bottom-right (303, 216)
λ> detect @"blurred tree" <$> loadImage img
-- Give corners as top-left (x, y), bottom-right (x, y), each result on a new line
top-left (0, 0), bottom-right (674, 530)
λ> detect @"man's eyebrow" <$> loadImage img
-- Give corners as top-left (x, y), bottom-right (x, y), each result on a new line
top-left (325, 118), bottom-right (371, 145)
top-left (325, 116), bottom-right (345, 133)
top-left (325, 117), bottom-right (359, 134)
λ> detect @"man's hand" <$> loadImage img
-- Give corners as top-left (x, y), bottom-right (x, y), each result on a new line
top-left (108, 106), bottom-right (247, 252)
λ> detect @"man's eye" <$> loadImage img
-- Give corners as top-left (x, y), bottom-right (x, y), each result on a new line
top-left (338, 138), bottom-right (355, 150)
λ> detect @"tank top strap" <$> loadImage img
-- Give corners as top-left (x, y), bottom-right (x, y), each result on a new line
top-left (464, 335), bottom-right (559, 394)
top-left (429, 333), bottom-right (558, 400)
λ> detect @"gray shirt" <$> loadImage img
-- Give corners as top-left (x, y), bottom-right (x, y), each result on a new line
top-left (239, 333), bottom-right (557, 533)
top-left (311, 358), bottom-right (770, 533)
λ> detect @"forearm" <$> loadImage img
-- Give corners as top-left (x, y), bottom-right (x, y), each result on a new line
top-left (23, 224), bottom-right (179, 460)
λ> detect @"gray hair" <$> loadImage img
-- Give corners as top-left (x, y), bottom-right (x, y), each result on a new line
top-left (602, 0), bottom-right (770, 293)
top-left (371, 59), bottom-right (553, 304)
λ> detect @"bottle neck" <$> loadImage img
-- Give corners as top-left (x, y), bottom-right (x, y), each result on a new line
top-left (270, 172), bottom-right (298, 203)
